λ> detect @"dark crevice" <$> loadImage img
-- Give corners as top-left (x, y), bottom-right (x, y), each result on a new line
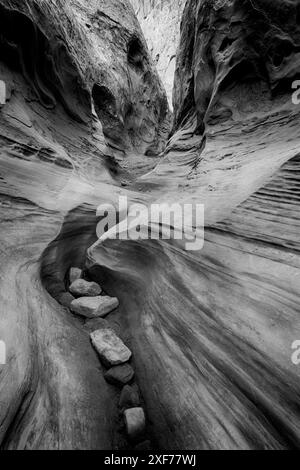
top-left (127, 37), bottom-right (146, 74)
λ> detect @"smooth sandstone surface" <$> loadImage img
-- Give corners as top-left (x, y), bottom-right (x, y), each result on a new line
top-left (0, 0), bottom-right (300, 452)
top-left (87, 0), bottom-right (300, 451)
top-left (0, 0), bottom-right (167, 449)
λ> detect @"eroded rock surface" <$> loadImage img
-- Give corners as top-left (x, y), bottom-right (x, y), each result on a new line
top-left (130, 0), bottom-right (186, 107)
top-left (0, 0), bottom-right (167, 450)
top-left (1, 0), bottom-right (300, 452)
top-left (87, 0), bottom-right (300, 451)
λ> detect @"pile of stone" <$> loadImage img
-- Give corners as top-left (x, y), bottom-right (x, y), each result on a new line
top-left (67, 267), bottom-right (119, 319)
top-left (67, 267), bottom-right (150, 448)
top-left (90, 326), bottom-right (148, 446)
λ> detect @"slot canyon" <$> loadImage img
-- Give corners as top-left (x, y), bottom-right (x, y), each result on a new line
top-left (0, 0), bottom-right (300, 451)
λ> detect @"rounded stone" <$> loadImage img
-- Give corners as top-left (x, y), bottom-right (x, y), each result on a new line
top-left (90, 329), bottom-right (132, 367)
top-left (69, 279), bottom-right (102, 297)
top-left (124, 407), bottom-right (146, 441)
top-left (104, 364), bottom-right (135, 387)
top-left (119, 385), bottom-right (140, 410)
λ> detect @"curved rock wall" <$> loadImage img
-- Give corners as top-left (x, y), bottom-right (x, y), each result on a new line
top-left (0, 0), bottom-right (168, 449)
top-left (1, 0), bottom-right (300, 451)
top-left (88, 0), bottom-right (300, 450)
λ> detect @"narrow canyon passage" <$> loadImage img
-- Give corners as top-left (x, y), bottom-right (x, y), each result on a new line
top-left (0, 0), bottom-right (300, 451)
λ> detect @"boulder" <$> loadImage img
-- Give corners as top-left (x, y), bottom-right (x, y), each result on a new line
top-left (71, 296), bottom-right (119, 319)
top-left (104, 364), bottom-right (135, 387)
top-left (0, 80), bottom-right (6, 105)
top-left (119, 385), bottom-right (140, 410)
top-left (124, 408), bottom-right (146, 441)
top-left (69, 267), bottom-right (82, 284)
top-left (90, 329), bottom-right (132, 367)
top-left (69, 279), bottom-right (101, 297)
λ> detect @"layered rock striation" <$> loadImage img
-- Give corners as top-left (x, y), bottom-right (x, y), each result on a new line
top-left (0, 0), bottom-right (300, 451)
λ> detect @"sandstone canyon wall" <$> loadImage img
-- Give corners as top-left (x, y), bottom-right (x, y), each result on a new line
top-left (130, 0), bottom-right (186, 108)
top-left (0, 0), bottom-right (169, 449)
top-left (0, 0), bottom-right (300, 451)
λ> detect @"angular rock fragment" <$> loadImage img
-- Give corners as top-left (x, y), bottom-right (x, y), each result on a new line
top-left (0, 80), bottom-right (6, 106)
top-left (119, 385), bottom-right (140, 410)
top-left (69, 279), bottom-right (101, 297)
top-left (57, 292), bottom-right (75, 309)
top-left (94, 296), bottom-right (119, 317)
top-left (85, 317), bottom-right (121, 335)
top-left (69, 267), bottom-right (82, 284)
top-left (104, 364), bottom-right (135, 387)
top-left (124, 408), bottom-right (146, 441)
top-left (90, 329), bottom-right (132, 367)
top-left (85, 318), bottom-right (111, 332)
top-left (71, 296), bottom-right (118, 318)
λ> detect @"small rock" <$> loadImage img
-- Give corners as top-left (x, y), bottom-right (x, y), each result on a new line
top-left (0, 81), bottom-right (6, 106)
top-left (119, 385), bottom-right (140, 410)
top-left (134, 440), bottom-right (152, 451)
top-left (85, 317), bottom-right (121, 336)
top-left (104, 364), bottom-right (135, 387)
top-left (124, 408), bottom-right (146, 441)
top-left (69, 267), bottom-right (82, 284)
top-left (90, 329), bottom-right (132, 367)
top-left (57, 292), bottom-right (75, 308)
top-left (69, 279), bottom-right (101, 297)
top-left (71, 296), bottom-right (119, 319)
top-left (85, 318), bottom-right (111, 332)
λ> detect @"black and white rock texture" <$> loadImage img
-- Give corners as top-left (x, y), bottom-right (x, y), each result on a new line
top-left (0, 0), bottom-right (300, 452)
top-left (130, 0), bottom-right (186, 108)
